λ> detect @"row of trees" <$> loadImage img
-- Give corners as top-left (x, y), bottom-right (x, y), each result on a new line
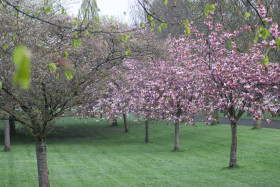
top-left (1, 0), bottom-right (279, 186)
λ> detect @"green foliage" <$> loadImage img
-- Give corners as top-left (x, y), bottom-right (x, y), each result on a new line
top-left (74, 31), bottom-right (78, 38)
top-left (183, 19), bottom-right (189, 28)
top-left (205, 4), bottom-right (215, 17)
top-left (262, 55), bottom-right (269, 66)
top-left (262, 29), bottom-right (270, 39)
top-left (63, 51), bottom-right (68, 58)
top-left (161, 22), bottom-right (167, 29)
top-left (140, 23), bottom-right (145, 28)
top-left (12, 45), bottom-right (31, 89)
top-left (84, 30), bottom-right (89, 36)
top-left (163, 0), bottom-right (168, 5)
top-left (151, 21), bottom-right (155, 27)
top-left (121, 34), bottom-right (127, 42)
top-left (74, 18), bottom-right (78, 27)
top-left (157, 26), bottom-right (162, 32)
top-left (276, 39), bottom-right (280, 49)
top-left (45, 6), bottom-right (51, 13)
top-left (3, 44), bottom-right (8, 50)
top-left (49, 63), bottom-right (57, 72)
top-left (148, 15), bottom-right (154, 21)
top-left (185, 27), bottom-right (191, 35)
top-left (125, 50), bottom-right (131, 56)
top-left (61, 9), bottom-right (66, 15)
top-left (0, 81), bottom-right (2, 90)
top-left (65, 71), bottom-right (73, 80)
top-left (244, 12), bottom-right (251, 20)
top-left (0, 3), bottom-right (3, 8)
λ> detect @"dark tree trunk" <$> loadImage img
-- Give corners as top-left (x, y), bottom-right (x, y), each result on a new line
top-left (123, 114), bottom-right (128, 133)
top-left (229, 121), bottom-right (237, 168)
top-left (35, 137), bottom-right (50, 187)
top-left (145, 120), bottom-right (149, 143)
top-left (253, 118), bottom-right (262, 129)
top-left (4, 120), bottom-right (10, 152)
top-left (9, 117), bottom-right (17, 136)
top-left (111, 118), bottom-right (118, 126)
top-left (211, 110), bottom-right (219, 126)
top-left (174, 122), bottom-right (179, 151)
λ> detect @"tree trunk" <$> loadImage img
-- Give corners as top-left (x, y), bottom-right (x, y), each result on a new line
top-left (35, 137), bottom-right (50, 187)
top-left (9, 117), bottom-right (17, 136)
top-left (211, 110), bottom-right (219, 125)
top-left (4, 120), bottom-right (10, 152)
top-left (123, 114), bottom-right (128, 133)
top-left (174, 122), bottom-right (179, 151)
top-left (145, 120), bottom-right (149, 143)
top-left (253, 118), bottom-right (262, 129)
top-left (111, 118), bottom-right (118, 126)
top-left (229, 121), bottom-right (237, 168)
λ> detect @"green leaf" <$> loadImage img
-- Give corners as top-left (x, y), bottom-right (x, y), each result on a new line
top-left (129, 36), bottom-right (134, 40)
top-left (262, 29), bottom-right (270, 39)
top-left (183, 19), bottom-right (189, 28)
top-left (12, 45), bottom-right (31, 89)
top-left (46, 6), bottom-right (51, 13)
top-left (254, 37), bottom-right (258, 43)
top-left (140, 23), bottom-right (145, 28)
top-left (244, 12), bottom-right (251, 20)
top-left (161, 22), bottom-right (167, 29)
top-left (85, 8), bottom-right (89, 13)
top-left (3, 44), bottom-right (8, 50)
top-left (157, 26), bottom-right (162, 32)
top-left (260, 25), bottom-right (264, 31)
top-left (65, 71), bottom-right (73, 80)
top-left (62, 9), bottom-right (66, 15)
top-left (56, 74), bottom-right (59, 80)
top-left (185, 27), bottom-right (191, 35)
top-left (163, 0), bottom-right (168, 5)
top-left (262, 55), bottom-right (269, 66)
top-left (205, 4), bottom-right (215, 17)
top-left (0, 3), bottom-right (3, 8)
top-left (276, 39), bottom-right (280, 49)
top-left (84, 30), bottom-right (89, 36)
top-left (121, 34), bottom-right (127, 42)
top-left (0, 81), bottom-right (2, 90)
top-left (74, 18), bottom-right (78, 27)
top-left (103, 42), bottom-right (107, 46)
top-left (150, 21), bottom-right (155, 27)
top-left (74, 31), bottom-right (78, 38)
top-left (72, 40), bottom-right (78, 48)
top-left (148, 15), bottom-right (154, 21)
top-left (49, 63), bottom-right (57, 72)
top-left (125, 50), bottom-right (131, 56)
top-left (63, 51), bottom-right (68, 58)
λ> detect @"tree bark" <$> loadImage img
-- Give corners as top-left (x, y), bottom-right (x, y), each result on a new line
top-left (229, 121), bottom-right (237, 168)
top-left (174, 122), bottom-right (179, 151)
top-left (35, 137), bottom-right (50, 187)
top-left (211, 110), bottom-right (219, 125)
top-left (4, 120), bottom-right (10, 152)
top-left (111, 118), bottom-right (118, 126)
top-left (9, 117), bottom-right (17, 136)
top-left (145, 120), bottom-right (149, 143)
top-left (123, 114), bottom-right (128, 133)
top-left (253, 118), bottom-right (262, 129)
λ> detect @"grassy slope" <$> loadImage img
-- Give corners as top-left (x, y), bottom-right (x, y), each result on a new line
top-left (0, 117), bottom-right (280, 187)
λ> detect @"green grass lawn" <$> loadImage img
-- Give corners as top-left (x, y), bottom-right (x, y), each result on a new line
top-left (0, 117), bottom-right (280, 187)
